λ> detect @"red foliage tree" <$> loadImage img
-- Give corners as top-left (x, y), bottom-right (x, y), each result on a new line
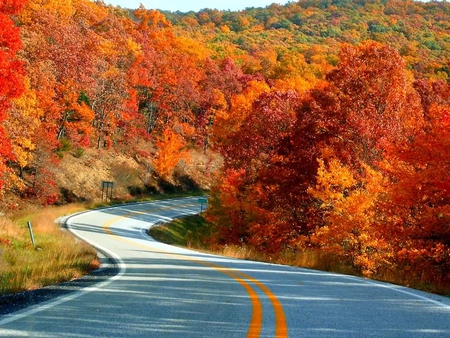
top-left (381, 94), bottom-right (450, 287)
top-left (0, 0), bottom-right (26, 190)
top-left (206, 90), bottom-right (302, 252)
top-left (323, 41), bottom-right (423, 166)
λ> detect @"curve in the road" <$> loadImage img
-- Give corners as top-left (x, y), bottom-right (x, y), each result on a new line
top-left (101, 207), bottom-right (287, 338)
top-left (2, 198), bottom-right (449, 338)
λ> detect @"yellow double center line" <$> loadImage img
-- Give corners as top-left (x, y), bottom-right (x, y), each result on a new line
top-left (102, 208), bottom-right (287, 338)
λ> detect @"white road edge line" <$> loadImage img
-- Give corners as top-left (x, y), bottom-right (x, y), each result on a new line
top-left (0, 211), bottom-right (127, 326)
top-left (322, 273), bottom-right (450, 309)
top-left (353, 276), bottom-right (450, 309)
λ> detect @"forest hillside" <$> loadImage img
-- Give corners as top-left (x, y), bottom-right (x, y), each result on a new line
top-left (1, 0), bottom-right (450, 291)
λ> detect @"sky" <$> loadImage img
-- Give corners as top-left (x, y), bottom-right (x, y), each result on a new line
top-left (104, 0), bottom-right (292, 12)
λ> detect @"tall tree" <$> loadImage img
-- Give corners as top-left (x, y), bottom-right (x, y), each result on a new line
top-left (207, 90), bottom-right (301, 252)
top-left (324, 41), bottom-right (423, 166)
top-left (303, 42), bottom-right (424, 274)
top-left (381, 100), bottom-right (450, 285)
top-left (0, 0), bottom-right (26, 191)
top-left (4, 77), bottom-right (42, 184)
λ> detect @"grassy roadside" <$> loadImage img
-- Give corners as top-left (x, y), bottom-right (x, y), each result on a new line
top-left (0, 204), bottom-right (98, 294)
top-left (149, 215), bottom-right (450, 296)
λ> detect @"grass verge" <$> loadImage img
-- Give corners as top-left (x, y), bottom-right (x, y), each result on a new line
top-left (0, 204), bottom-right (99, 294)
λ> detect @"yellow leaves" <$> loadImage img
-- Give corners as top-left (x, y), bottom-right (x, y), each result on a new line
top-left (318, 158), bottom-right (356, 189)
top-left (0, 76), bottom-right (42, 192)
top-left (272, 76), bottom-right (316, 95)
top-left (220, 25), bottom-right (231, 33)
top-left (309, 155), bottom-right (391, 275)
top-left (238, 15), bottom-right (251, 29)
top-left (74, 102), bottom-right (94, 122)
top-left (99, 35), bottom-right (139, 68)
top-left (6, 77), bottom-right (42, 169)
top-left (22, 0), bottom-right (75, 23)
top-left (126, 38), bottom-right (142, 58)
top-left (134, 7), bottom-right (171, 30)
top-left (174, 36), bottom-right (210, 61)
top-left (232, 80), bottom-right (270, 113)
top-left (98, 39), bottom-right (116, 58)
top-left (69, 102), bottom-right (94, 146)
top-left (210, 88), bottom-right (227, 111)
top-left (309, 157), bottom-right (356, 208)
top-left (12, 137), bottom-right (35, 169)
top-left (310, 156), bottom-right (386, 212)
top-left (2, 170), bottom-right (26, 193)
top-left (256, 48), bottom-right (278, 75)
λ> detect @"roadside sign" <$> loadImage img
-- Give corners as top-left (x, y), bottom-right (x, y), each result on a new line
top-left (198, 197), bottom-right (208, 212)
top-left (101, 181), bottom-right (115, 201)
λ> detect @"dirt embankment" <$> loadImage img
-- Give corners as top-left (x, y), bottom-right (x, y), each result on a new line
top-left (55, 147), bottom-right (221, 204)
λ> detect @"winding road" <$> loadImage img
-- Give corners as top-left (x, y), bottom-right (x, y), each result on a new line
top-left (1, 197), bottom-right (449, 337)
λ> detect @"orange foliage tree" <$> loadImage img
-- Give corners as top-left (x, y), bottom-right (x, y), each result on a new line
top-left (206, 42), bottom-right (445, 282)
top-left (303, 42), bottom-right (424, 274)
top-left (4, 78), bottom-right (42, 184)
top-left (380, 87), bottom-right (450, 286)
top-left (308, 158), bottom-right (392, 276)
top-left (153, 127), bottom-right (190, 179)
top-left (132, 9), bottom-right (208, 142)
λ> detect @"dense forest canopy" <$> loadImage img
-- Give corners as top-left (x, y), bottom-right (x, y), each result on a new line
top-left (163, 0), bottom-right (450, 81)
top-left (0, 0), bottom-right (449, 289)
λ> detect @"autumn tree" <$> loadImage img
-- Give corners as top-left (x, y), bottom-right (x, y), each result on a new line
top-left (87, 7), bottom-right (141, 149)
top-left (207, 42), bottom-right (429, 268)
top-left (309, 157), bottom-right (392, 275)
top-left (302, 42), bottom-right (424, 274)
top-left (4, 77), bottom-right (42, 187)
top-left (19, 0), bottom-right (99, 148)
top-left (153, 127), bottom-right (190, 179)
top-left (380, 88), bottom-right (450, 287)
top-left (0, 0), bottom-right (26, 192)
top-left (211, 80), bottom-right (269, 149)
top-left (206, 90), bottom-right (301, 251)
top-left (241, 88), bottom-right (331, 253)
top-left (132, 11), bottom-right (207, 142)
top-left (197, 57), bottom-right (257, 151)
top-left (323, 41), bottom-right (423, 166)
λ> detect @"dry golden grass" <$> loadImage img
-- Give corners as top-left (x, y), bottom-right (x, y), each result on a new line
top-left (0, 204), bottom-right (98, 294)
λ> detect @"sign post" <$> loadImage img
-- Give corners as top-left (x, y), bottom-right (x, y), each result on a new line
top-left (101, 181), bottom-right (115, 202)
top-left (27, 221), bottom-right (36, 249)
top-left (198, 197), bottom-right (207, 213)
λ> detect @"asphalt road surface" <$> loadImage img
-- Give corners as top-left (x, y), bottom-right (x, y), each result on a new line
top-left (1, 197), bottom-right (449, 337)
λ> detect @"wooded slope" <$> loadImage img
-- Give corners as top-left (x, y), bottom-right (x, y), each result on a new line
top-left (1, 0), bottom-right (449, 291)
